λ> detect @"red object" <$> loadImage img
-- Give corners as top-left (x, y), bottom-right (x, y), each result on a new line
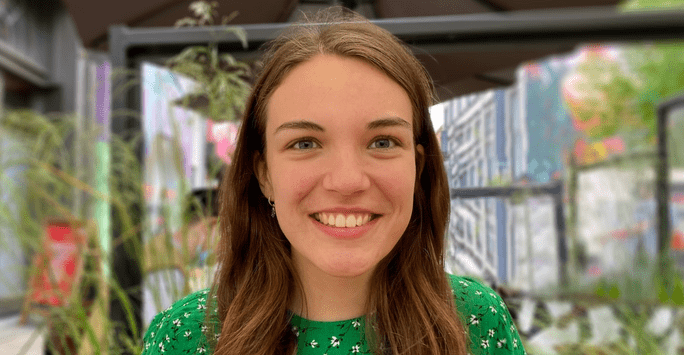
top-left (671, 231), bottom-right (684, 250)
top-left (29, 220), bottom-right (86, 307)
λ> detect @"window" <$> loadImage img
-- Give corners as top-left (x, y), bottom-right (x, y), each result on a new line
top-left (459, 172), bottom-right (467, 187)
top-left (478, 161), bottom-right (484, 186)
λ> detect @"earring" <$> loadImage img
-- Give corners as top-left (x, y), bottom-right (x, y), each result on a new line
top-left (268, 198), bottom-right (276, 217)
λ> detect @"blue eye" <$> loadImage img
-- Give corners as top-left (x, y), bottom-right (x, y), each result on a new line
top-left (293, 140), bottom-right (319, 150)
top-left (369, 138), bottom-right (395, 149)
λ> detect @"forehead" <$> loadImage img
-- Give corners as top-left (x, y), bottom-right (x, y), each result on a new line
top-left (265, 54), bottom-right (414, 132)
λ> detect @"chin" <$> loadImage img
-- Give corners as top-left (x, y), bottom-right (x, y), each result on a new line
top-left (320, 259), bottom-right (376, 279)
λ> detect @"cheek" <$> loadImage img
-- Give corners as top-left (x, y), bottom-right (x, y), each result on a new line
top-left (273, 164), bottom-right (320, 201)
top-left (371, 162), bottom-right (417, 203)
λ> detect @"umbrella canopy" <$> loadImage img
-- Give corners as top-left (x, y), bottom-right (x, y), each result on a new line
top-left (61, 0), bottom-right (622, 98)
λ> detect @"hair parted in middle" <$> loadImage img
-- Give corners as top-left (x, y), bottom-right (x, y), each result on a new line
top-left (211, 7), bottom-right (468, 355)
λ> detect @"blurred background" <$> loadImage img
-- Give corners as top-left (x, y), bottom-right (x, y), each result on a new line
top-left (1, 0), bottom-right (684, 354)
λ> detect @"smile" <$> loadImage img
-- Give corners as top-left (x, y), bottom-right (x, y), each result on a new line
top-left (312, 212), bottom-right (379, 228)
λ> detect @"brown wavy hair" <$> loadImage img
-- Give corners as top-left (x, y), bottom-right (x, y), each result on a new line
top-left (211, 7), bottom-right (468, 355)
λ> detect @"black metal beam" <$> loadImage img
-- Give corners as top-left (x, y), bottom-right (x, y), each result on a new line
top-left (110, 6), bottom-right (684, 59)
top-left (450, 181), bottom-right (562, 199)
top-left (656, 93), bottom-right (684, 278)
top-left (109, 25), bottom-right (143, 350)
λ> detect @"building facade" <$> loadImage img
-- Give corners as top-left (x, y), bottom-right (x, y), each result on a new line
top-left (0, 0), bottom-right (109, 309)
top-left (442, 69), bottom-right (529, 286)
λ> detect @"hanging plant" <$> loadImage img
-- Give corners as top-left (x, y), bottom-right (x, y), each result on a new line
top-left (167, 1), bottom-right (256, 122)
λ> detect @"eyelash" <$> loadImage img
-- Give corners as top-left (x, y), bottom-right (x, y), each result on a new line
top-left (287, 136), bottom-right (402, 150)
top-left (368, 136), bottom-right (402, 149)
top-left (286, 137), bottom-right (320, 150)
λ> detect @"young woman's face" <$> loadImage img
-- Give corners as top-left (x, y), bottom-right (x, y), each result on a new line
top-left (257, 54), bottom-right (422, 279)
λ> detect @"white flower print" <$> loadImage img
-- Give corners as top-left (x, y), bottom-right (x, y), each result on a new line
top-left (198, 303), bottom-right (206, 310)
top-left (459, 280), bottom-right (470, 287)
top-left (173, 319), bottom-right (181, 327)
top-left (201, 325), bottom-right (208, 333)
top-left (488, 329), bottom-right (495, 337)
top-left (330, 336), bottom-right (341, 347)
top-left (184, 330), bottom-right (192, 338)
top-left (351, 344), bottom-right (361, 353)
top-left (513, 338), bottom-right (519, 348)
top-left (310, 340), bottom-right (318, 348)
top-left (145, 342), bottom-right (150, 350)
top-left (197, 346), bottom-right (207, 353)
top-left (502, 314), bottom-right (507, 322)
top-left (158, 343), bottom-right (165, 353)
top-left (481, 339), bottom-right (489, 348)
top-left (184, 312), bottom-right (190, 318)
top-left (490, 306), bottom-right (497, 314)
top-left (475, 290), bottom-right (482, 296)
top-left (469, 314), bottom-right (480, 325)
top-left (292, 326), bottom-right (299, 337)
top-left (352, 320), bottom-right (361, 329)
top-left (497, 339), bottom-right (506, 348)
top-left (199, 297), bottom-right (206, 303)
top-left (165, 334), bottom-right (170, 343)
top-left (489, 293), bottom-right (496, 298)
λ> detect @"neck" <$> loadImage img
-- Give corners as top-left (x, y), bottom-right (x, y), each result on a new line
top-left (291, 266), bottom-right (373, 322)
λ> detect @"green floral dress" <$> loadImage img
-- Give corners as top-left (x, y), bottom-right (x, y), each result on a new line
top-left (142, 274), bottom-right (526, 354)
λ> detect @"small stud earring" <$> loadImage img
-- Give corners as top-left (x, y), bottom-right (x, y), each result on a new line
top-left (268, 199), bottom-right (276, 217)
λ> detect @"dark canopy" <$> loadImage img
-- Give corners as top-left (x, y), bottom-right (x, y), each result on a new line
top-left (62, 0), bottom-right (624, 99)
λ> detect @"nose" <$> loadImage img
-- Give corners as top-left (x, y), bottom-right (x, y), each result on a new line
top-left (322, 148), bottom-right (371, 195)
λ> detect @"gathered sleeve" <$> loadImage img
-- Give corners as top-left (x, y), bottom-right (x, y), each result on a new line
top-left (449, 275), bottom-right (526, 355)
top-left (141, 289), bottom-right (217, 355)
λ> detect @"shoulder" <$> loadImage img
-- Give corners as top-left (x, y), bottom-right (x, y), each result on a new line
top-left (142, 289), bottom-right (216, 355)
top-left (447, 274), bottom-right (526, 354)
top-left (447, 274), bottom-right (501, 312)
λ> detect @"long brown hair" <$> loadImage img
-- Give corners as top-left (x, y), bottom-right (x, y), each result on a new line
top-left (211, 7), bottom-right (468, 355)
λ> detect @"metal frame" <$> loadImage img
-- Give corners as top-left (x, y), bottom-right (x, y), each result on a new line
top-left (657, 94), bottom-right (684, 266)
top-left (451, 181), bottom-right (567, 287)
top-left (110, 6), bottom-right (684, 63)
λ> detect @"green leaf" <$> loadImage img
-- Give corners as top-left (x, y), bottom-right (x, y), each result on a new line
top-left (672, 280), bottom-right (684, 305)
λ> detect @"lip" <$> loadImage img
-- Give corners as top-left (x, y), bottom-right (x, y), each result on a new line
top-left (314, 207), bottom-right (378, 214)
top-left (311, 215), bottom-right (379, 240)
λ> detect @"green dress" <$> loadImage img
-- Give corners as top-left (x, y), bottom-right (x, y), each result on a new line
top-left (142, 274), bottom-right (526, 354)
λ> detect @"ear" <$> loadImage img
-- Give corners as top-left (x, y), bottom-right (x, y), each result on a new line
top-left (415, 144), bottom-right (425, 177)
top-left (254, 152), bottom-right (274, 200)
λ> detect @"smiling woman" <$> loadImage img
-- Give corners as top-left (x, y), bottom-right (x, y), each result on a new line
top-left (142, 6), bottom-right (526, 355)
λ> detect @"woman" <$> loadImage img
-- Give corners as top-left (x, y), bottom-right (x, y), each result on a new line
top-left (143, 7), bottom-right (525, 355)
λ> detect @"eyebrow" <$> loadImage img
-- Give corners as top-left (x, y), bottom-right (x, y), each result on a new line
top-left (274, 117), bottom-right (411, 134)
top-left (366, 117), bottom-right (411, 130)
top-left (274, 121), bottom-right (325, 134)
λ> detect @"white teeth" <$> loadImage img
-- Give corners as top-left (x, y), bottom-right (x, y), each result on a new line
top-left (335, 214), bottom-right (345, 227)
top-left (315, 213), bottom-right (374, 228)
top-left (345, 215), bottom-right (355, 227)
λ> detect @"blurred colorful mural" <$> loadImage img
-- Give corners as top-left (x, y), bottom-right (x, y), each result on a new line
top-left (444, 43), bottom-right (684, 292)
top-left (140, 62), bottom-right (237, 327)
